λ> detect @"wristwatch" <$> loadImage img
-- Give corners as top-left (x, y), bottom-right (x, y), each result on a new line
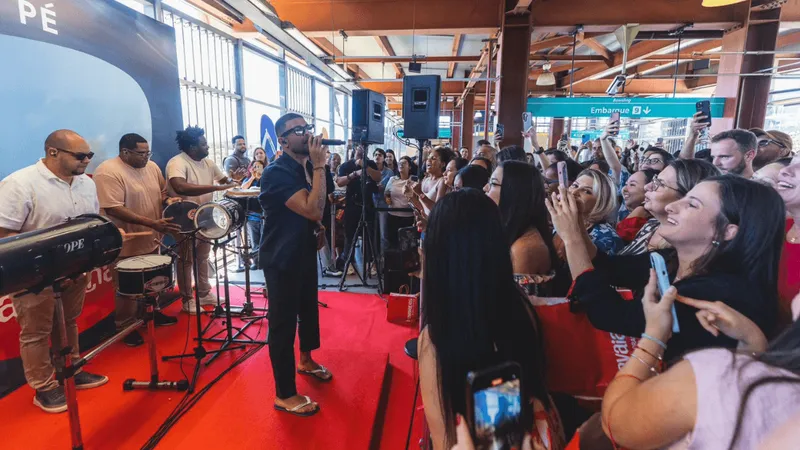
top-left (534, 148), bottom-right (545, 155)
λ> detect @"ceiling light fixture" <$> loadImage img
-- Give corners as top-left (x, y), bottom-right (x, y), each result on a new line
top-left (536, 63), bottom-right (556, 86)
top-left (701, 0), bottom-right (747, 6)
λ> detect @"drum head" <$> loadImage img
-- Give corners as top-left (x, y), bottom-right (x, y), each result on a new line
top-left (163, 201), bottom-right (200, 232)
top-left (116, 254), bottom-right (172, 270)
top-left (195, 204), bottom-right (232, 239)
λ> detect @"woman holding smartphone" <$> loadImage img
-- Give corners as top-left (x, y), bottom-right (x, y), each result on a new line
top-left (547, 175), bottom-right (786, 360)
top-left (418, 189), bottom-right (564, 450)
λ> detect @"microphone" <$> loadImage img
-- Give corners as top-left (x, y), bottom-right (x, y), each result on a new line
top-left (321, 139), bottom-right (346, 146)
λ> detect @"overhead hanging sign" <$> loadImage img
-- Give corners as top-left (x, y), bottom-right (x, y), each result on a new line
top-left (527, 97), bottom-right (725, 119)
top-left (571, 129), bottom-right (631, 140)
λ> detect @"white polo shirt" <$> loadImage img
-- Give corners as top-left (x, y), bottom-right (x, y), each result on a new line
top-left (0, 159), bottom-right (99, 233)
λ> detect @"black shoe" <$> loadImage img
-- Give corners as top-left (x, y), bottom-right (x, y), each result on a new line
top-left (123, 330), bottom-right (145, 347)
top-left (74, 371), bottom-right (109, 390)
top-left (34, 387), bottom-right (67, 413)
top-left (153, 310), bottom-right (178, 327)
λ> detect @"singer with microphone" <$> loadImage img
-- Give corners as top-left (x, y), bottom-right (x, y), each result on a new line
top-left (260, 114), bottom-right (332, 417)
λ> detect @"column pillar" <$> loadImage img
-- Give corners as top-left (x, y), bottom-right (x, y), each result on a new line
top-left (461, 91), bottom-right (476, 155)
top-left (494, 1), bottom-right (533, 148)
top-left (713, 2), bottom-right (780, 132)
top-left (549, 118), bottom-right (565, 149)
top-left (452, 105), bottom-right (462, 149)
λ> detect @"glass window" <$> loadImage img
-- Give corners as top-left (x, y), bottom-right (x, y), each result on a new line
top-left (334, 124), bottom-right (345, 141)
top-left (317, 120), bottom-right (333, 139)
top-left (245, 100), bottom-right (282, 160)
top-left (243, 49), bottom-right (281, 107)
top-left (335, 91), bottom-right (347, 125)
top-left (315, 82), bottom-right (332, 122)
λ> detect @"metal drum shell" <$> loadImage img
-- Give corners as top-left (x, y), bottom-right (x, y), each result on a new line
top-left (0, 214), bottom-right (123, 296)
top-left (115, 255), bottom-right (175, 297)
top-left (194, 198), bottom-right (245, 240)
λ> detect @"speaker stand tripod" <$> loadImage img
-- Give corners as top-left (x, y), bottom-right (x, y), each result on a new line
top-left (338, 143), bottom-right (383, 294)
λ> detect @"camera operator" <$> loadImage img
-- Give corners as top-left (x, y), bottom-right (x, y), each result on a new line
top-left (335, 144), bottom-right (382, 273)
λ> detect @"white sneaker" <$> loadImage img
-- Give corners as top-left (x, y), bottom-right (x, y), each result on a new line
top-left (199, 292), bottom-right (218, 306)
top-left (181, 301), bottom-right (198, 315)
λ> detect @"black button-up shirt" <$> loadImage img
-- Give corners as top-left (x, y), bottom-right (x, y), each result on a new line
top-left (259, 154), bottom-right (316, 270)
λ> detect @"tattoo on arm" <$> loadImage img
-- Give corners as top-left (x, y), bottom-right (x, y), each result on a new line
top-left (314, 170), bottom-right (326, 214)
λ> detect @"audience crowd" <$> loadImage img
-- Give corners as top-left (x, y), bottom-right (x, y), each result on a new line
top-left (345, 119), bottom-right (800, 450)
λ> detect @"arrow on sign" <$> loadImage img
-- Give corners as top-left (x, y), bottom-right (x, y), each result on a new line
top-left (643, 107), bottom-right (652, 115)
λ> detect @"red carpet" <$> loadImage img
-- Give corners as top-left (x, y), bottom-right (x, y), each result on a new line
top-left (0, 289), bottom-right (422, 449)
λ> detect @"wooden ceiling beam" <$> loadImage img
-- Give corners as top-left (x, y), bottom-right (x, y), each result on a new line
top-left (375, 36), bottom-right (404, 78)
top-left (448, 34), bottom-right (464, 79)
top-left (310, 37), bottom-right (371, 81)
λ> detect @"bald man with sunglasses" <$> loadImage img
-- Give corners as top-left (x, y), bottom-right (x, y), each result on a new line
top-left (0, 129), bottom-right (109, 413)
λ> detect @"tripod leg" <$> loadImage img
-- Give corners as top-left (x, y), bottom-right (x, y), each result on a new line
top-left (53, 292), bottom-right (83, 450)
top-left (338, 220), bottom-right (368, 290)
top-left (363, 216), bottom-right (384, 295)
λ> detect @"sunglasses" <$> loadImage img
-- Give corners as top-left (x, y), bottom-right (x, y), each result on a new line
top-left (758, 139), bottom-right (786, 149)
top-left (54, 147), bottom-right (94, 161)
top-left (280, 124), bottom-right (315, 137)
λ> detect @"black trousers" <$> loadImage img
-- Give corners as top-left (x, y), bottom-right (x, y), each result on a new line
top-left (263, 256), bottom-right (320, 399)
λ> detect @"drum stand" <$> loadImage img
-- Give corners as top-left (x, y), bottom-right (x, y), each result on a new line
top-left (161, 230), bottom-right (245, 392)
top-left (123, 295), bottom-right (189, 392)
top-left (201, 224), bottom-right (267, 366)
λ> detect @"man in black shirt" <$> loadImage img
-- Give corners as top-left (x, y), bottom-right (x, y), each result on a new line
top-left (335, 144), bottom-right (382, 271)
top-left (259, 113), bottom-right (330, 417)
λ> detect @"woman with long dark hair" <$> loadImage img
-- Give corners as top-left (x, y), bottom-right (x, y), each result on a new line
top-left (548, 175), bottom-right (787, 360)
top-left (618, 159), bottom-right (720, 256)
top-left (599, 271), bottom-right (800, 449)
top-left (616, 169), bottom-right (659, 242)
top-left (418, 189), bottom-right (563, 450)
top-left (485, 161), bottom-right (557, 294)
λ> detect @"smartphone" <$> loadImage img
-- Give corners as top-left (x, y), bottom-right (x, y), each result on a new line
top-left (522, 112), bottom-right (532, 131)
top-left (581, 134), bottom-right (590, 145)
top-left (466, 362), bottom-right (523, 450)
top-left (610, 112), bottom-right (621, 136)
top-left (650, 252), bottom-right (681, 333)
top-left (695, 100), bottom-right (712, 126)
top-left (496, 124), bottom-right (505, 139)
top-left (557, 161), bottom-right (569, 188)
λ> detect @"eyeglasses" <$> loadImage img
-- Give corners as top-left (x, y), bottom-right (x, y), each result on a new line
top-left (280, 124), bottom-right (315, 137)
top-left (640, 157), bottom-right (664, 165)
top-left (54, 147), bottom-right (94, 161)
top-left (649, 176), bottom-right (680, 193)
top-left (124, 149), bottom-right (152, 157)
top-left (758, 139), bottom-right (786, 149)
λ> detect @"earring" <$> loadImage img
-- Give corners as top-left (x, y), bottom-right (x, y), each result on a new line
top-left (712, 240), bottom-right (720, 247)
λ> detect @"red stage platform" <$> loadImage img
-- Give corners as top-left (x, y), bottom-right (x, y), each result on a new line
top-left (0, 291), bottom-right (422, 450)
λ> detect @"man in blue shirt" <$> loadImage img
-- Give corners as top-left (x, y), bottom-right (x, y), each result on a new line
top-left (259, 113), bottom-right (330, 417)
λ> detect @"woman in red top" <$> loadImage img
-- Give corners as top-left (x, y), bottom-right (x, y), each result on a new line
top-left (777, 157), bottom-right (800, 326)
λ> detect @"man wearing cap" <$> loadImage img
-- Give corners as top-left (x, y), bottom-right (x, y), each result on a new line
top-left (750, 128), bottom-right (793, 170)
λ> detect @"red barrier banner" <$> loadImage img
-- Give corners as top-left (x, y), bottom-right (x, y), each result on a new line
top-left (0, 266), bottom-right (116, 360)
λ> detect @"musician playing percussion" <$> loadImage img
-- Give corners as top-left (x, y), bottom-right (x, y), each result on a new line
top-left (166, 126), bottom-right (244, 314)
top-left (0, 130), bottom-right (109, 413)
top-left (94, 133), bottom-right (182, 347)
top-left (260, 113), bottom-right (331, 417)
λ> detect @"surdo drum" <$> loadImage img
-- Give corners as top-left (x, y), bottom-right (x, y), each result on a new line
top-left (115, 255), bottom-right (175, 297)
top-left (0, 214), bottom-right (122, 296)
top-left (194, 198), bottom-right (245, 240)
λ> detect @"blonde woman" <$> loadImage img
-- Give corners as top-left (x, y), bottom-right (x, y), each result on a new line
top-left (557, 169), bottom-right (624, 256)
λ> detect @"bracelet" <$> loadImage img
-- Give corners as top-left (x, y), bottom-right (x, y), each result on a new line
top-left (613, 373), bottom-right (643, 382)
top-left (630, 353), bottom-right (660, 376)
top-left (636, 345), bottom-right (664, 366)
top-left (313, 166), bottom-right (325, 171)
top-left (641, 333), bottom-right (668, 350)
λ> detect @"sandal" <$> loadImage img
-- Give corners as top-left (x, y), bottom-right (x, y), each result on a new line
top-left (274, 395), bottom-right (319, 417)
top-left (297, 364), bottom-right (333, 382)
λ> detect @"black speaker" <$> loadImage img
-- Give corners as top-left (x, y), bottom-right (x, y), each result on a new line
top-left (352, 89), bottom-right (385, 144)
top-left (402, 75), bottom-right (441, 139)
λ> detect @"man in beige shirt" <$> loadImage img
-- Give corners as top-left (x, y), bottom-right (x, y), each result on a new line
top-left (166, 126), bottom-right (242, 314)
top-left (94, 133), bottom-right (182, 346)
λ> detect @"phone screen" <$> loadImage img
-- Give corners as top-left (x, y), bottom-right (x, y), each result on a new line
top-left (472, 378), bottom-right (522, 449)
top-left (522, 113), bottom-right (532, 131)
top-left (496, 124), bottom-right (505, 138)
top-left (650, 253), bottom-right (681, 333)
